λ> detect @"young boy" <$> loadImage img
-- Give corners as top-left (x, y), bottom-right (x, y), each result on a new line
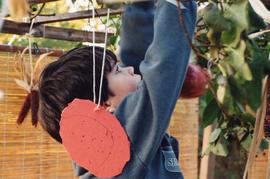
top-left (38, 0), bottom-right (197, 178)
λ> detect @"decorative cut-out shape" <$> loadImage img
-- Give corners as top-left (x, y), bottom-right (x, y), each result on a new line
top-left (60, 98), bottom-right (130, 178)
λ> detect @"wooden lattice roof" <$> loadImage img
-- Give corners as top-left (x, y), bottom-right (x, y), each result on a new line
top-left (0, 0), bottom-right (123, 42)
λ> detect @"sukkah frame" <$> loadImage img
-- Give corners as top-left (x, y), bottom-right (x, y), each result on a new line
top-left (1, 0), bottom-right (122, 42)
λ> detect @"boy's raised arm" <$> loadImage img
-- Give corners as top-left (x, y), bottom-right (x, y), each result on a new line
top-left (119, 1), bottom-right (155, 74)
top-left (115, 0), bottom-right (197, 175)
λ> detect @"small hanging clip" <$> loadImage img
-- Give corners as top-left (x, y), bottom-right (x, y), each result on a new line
top-left (33, 42), bottom-right (40, 55)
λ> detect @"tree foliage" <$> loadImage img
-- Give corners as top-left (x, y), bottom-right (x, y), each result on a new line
top-left (195, 0), bottom-right (270, 156)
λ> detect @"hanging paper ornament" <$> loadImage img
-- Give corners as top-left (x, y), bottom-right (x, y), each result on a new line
top-left (60, 99), bottom-right (130, 178)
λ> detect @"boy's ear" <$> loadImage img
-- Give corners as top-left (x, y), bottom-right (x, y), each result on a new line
top-left (105, 106), bottom-right (116, 113)
top-left (104, 100), bottom-right (115, 112)
top-left (104, 100), bottom-right (111, 107)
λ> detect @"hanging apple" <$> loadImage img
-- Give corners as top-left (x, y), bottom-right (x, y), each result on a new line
top-left (180, 64), bottom-right (208, 99)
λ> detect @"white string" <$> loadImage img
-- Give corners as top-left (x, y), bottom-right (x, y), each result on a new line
top-left (97, 8), bottom-right (110, 108)
top-left (92, 6), bottom-right (96, 104)
top-left (28, 18), bottom-right (36, 88)
top-left (21, 18), bottom-right (35, 179)
top-left (43, 25), bottom-right (46, 38)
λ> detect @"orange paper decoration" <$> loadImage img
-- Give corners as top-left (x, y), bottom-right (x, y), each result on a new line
top-left (60, 99), bottom-right (130, 178)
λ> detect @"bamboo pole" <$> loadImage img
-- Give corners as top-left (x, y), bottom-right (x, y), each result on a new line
top-left (243, 77), bottom-right (268, 179)
top-left (200, 125), bottom-right (215, 179)
top-left (266, 147), bottom-right (270, 179)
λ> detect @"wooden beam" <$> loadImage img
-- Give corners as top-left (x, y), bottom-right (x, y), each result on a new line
top-left (0, 44), bottom-right (65, 57)
top-left (33, 8), bottom-right (123, 25)
top-left (1, 20), bottom-right (113, 42)
top-left (199, 125), bottom-right (216, 179)
top-left (28, 0), bottom-right (59, 4)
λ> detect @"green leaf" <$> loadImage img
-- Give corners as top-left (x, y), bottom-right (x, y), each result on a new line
top-left (202, 145), bottom-right (211, 157)
top-left (224, 1), bottom-right (249, 30)
top-left (223, 95), bottom-right (236, 116)
top-left (245, 46), bottom-right (265, 110)
top-left (109, 36), bottom-right (118, 46)
top-left (241, 113), bottom-right (256, 126)
top-left (241, 134), bottom-right (252, 151)
top-left (236, 127), bottom-right (246, 141)
top-left (202, 99), bottom-right (220, 128)
top-left (247, 4), bottom-right (267, 33)
top-left (211, 141), bottom-right (229, 156)
top-left (235, 101), bottom-right (245, 113)
top-left (217, 85), bottom-right (226, 104)
top-left (221, 121), bottom-right (228, 129)
top-left (222, 1), bottom-right (249, 47)
top-left (221, 25), bottom-right (238, 46)
top-left (207, 29), bottom-right (222, 45)
top-left (209, 128), bottom-right (222, 143)
top-left (259, 138), bottom-right (269, 152)
top-left (217, 75), bottom-right (228, 104)
top-left (202, 3), bottom-right (232, 32)
top-left (199, 90), bottom-right (213, 119)
top-left (217, 62), bottom-right (229, 77)
top-left (245, 81), bottom-right (261, 110)
top-left (226, 41), bottom-right (253, 81)
top-left (227, 76), bottom-right (245, 102)
top-left (31, 4), bottom-right (38, 12)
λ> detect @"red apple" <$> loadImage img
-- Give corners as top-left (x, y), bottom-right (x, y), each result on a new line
top-left (180, 64), bottom-right (208, 98)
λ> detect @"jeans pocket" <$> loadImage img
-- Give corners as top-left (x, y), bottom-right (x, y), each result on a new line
top-left (161, 146), bottom-right (182, 173)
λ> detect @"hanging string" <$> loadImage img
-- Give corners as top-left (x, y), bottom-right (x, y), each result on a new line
top-left (21, 18), bottom-right (36, 178)
top-left (43, 25), bottom-right (46, 39)
top-left (96, 8), bottom-right (110, 109)
top-left (22, 20), bottom-right (34, 179)
top-left (91, 4), bottom-right (97, 104)
top-left (28, 18), bottom-right (36, 88)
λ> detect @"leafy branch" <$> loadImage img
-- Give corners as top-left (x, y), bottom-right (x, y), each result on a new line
top-left (196, 0), bottom-right (270, 157)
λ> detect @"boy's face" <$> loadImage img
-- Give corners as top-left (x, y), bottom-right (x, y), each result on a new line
top-left (106, 64), bottom-right (141, 111)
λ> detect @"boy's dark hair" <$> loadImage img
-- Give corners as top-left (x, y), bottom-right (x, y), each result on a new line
top-left (38, 46), bottom-right (117, 143)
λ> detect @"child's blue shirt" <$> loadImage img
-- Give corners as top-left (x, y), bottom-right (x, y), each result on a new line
top-left (73, 0), bottom-right (197, 178)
